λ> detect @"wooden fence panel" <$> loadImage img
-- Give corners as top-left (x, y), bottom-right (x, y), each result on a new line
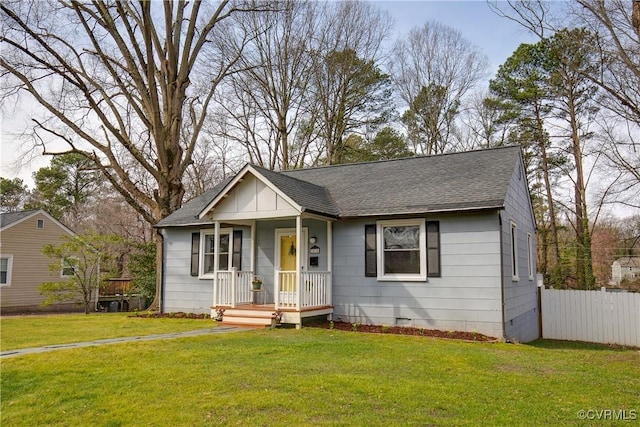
top-left (541, 287), bottom-right (639, 347)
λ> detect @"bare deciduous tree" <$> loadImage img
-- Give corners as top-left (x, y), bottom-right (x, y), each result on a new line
top-left (389, 20), bottom-right (488, 155)
top-left (0, 0), bottom-right (258, 224)
top-left (310, 0), bottom-right (393, 165)
top-left (0, 0), bottom-right (266, 309)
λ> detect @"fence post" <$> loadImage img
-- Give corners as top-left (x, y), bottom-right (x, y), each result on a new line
top-left (537, 284), bottom-right (543, 339)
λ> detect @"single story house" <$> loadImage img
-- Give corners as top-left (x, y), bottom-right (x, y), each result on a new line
top-left (0, 209), bottom-right (77, 313)
top-left (156, 146), bottom-right (540, 342)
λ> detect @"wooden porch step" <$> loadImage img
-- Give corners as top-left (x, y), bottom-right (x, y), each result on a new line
top-left (220, 321), bottom-right (273, 328)
top-left (221, 310), bottom-right (276, 327)
top-left (219, 308), bottom-right (276, 317)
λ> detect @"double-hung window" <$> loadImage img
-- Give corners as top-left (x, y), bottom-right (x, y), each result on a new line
top-left (199, 228), bottom-right (232, 278)
top-left (527, 232), bottom-right (534, 280)
top-left (377, 219), bottom-right (427, 281)
top-left (61, 257), bottom-right (77, 277)
top-left (510, 221), bottom-right (519, 281)
top-left (0, 255), bottom-right (13, 286)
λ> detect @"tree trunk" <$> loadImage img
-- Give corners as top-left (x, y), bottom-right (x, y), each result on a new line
top-left (147, 231), bottom-right (164, 311)
top-left (535, 106), bottom-right (561, 284)
top-left (568, 94), bottom-right (594, 289)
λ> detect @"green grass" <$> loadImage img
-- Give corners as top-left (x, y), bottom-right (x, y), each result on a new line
top-left (0, 312), bottom-right (211, 350)
top-left (1, 317), bottom-right (639, 426)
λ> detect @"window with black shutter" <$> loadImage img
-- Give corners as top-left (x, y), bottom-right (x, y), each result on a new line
top-left (190, 232), bottom-right (200, 276)
top-left (232, 230), bottom-right (242, 270)
top-left (426, 221), bottom-right (441, 277)
top-left (365, 224), bottom-right (377, 277)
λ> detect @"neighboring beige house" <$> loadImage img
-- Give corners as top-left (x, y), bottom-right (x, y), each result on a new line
top-left (0, 209), bottom-right (77, 314)
top-left (611, 257), bottom-right (640, 286)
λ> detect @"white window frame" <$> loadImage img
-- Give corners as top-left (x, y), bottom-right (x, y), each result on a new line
top-left (199, 228), bottom-right (232, 279)
top-left (37, 219), bottom-right (44, 229)
top-left (0, 255), bottom-right (14, 286)
top-left (510, 221), bottom-right (519, 281)
top-left (377, 219), bottom-right (426, 282)
top-left (527, 233), bottom-right (534, 281)
top-left (61, 257), bottom-right (77, 278)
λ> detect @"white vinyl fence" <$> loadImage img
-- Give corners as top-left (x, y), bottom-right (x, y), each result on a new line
top-left (540, 287), bottom-right (640, 347)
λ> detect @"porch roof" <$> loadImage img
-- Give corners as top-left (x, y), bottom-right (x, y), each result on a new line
top-left (156, 146), bottom-right (520, 227)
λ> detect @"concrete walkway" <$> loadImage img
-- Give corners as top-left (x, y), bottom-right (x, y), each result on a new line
top-left (0, 326), bottom-right (251, 359)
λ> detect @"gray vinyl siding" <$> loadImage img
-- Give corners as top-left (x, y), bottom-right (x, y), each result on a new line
top-left (162, 219), bottom-right (328, 312)
top-left (332, 213), bottom-right (504, 339)
top-left (501, 157), bottom-right (540, 342)
top-left (162, 227), bottom-right (213, 314)
top-left (254, 218), bottom-right (329, 303)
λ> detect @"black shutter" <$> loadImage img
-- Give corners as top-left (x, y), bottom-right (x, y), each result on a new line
top-left (232, 230), bottom-right (242, 270)
top-left (365, 224), bottom-right (377, 277)
top-left (426, 221), bottom-right (441, 277)
top-left (190, 232), bottom-right (200, 276)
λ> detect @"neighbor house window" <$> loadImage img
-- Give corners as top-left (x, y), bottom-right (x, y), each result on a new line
top-left (0, 255), bottom-right (13, 286)
top-left (377, 219), bottom-right (426, 281)
top-left (199, 228), bottom-right (232, 278)
top-left (511, 221), bottom-right (519, 281)
top-left (37, 219), bottom-right (44, 229)
top-left (527, 233), bottom-right (534, 280)
top-left (61, 257), bottom-right (77, 277)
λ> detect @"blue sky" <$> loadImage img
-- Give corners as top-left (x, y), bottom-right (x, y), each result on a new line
top-left (378, 0), bottom-right (539, 78)
top-left (1, 1), bottom-right (540, 185)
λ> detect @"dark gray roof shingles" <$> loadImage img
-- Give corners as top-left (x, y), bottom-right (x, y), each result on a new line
top-left (252, 166), bottom-right (340, 217)
top-left (281, 146), bottom-right (518, 217)
top-left (0, 209), bottom-right (40, 228)
top-left (156, 146), bottom-right (520, 227)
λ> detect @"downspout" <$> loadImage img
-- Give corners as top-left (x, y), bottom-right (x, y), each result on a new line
top-left (156, 229), bottom-right (165, 313)
top-left (498, 211), bottom-right (507, 342)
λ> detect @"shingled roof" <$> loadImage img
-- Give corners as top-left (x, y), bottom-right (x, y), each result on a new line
top-left (0, 209), bottom-right (41, 229)
top-left (156, 146), bottom-right (522, 227)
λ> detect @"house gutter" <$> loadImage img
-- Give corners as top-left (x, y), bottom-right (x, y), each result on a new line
top-left (498, 211), bottom-right (507, 342)
top-left (156, 229), bottom-right (165, 313)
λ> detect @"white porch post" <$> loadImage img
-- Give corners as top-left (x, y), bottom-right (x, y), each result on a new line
top-left (250, 220), bottom-right (256, 274)
top-left (295, 215), bottom-right (302, 316)
top-left (230, 267), bottom-right (237, 308)
top-left (212, 221), bottom-right (220, 308)
top-left (327, 220), bottom-right (332, 308)
top-left (274, 267), bottom-right (280, 310)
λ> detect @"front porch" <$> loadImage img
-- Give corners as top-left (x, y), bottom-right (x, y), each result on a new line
top-left (210, 268), bottom-right (333, 328)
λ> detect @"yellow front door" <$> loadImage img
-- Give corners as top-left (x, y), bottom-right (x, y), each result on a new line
top-left (276, 228), bottom-right (307, 305)
top-left (279, 234), bottom-right (297, 271)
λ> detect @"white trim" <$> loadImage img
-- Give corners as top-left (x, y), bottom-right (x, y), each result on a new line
top-left (275, 227), bottom-right (309, 272)
top-left (0, 254), bottom-right (14, 286)
top-left (376, 219), bottom-right (427, 282)
top-left (250, 220), bottom-right (256, 274)
top-left (527, 232), bottom-right (535, 280)
top-left (198, 165), bottom-right (303, 219)
top-left (199, 227), bottom-right (233, 279)
top-left (511, 221), bottom-right (519, 282)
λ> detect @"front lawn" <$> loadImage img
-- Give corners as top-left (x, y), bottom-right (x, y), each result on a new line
top-left (0, 312), bottom-right (211, 350)
top-left (1, 318), bottom-right (638, 426)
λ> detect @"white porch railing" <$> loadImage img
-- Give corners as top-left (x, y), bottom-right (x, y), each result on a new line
top-left (214, 268), bottom-right (253, 308)
top-left (274, 269), bottom-right (331, 310)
